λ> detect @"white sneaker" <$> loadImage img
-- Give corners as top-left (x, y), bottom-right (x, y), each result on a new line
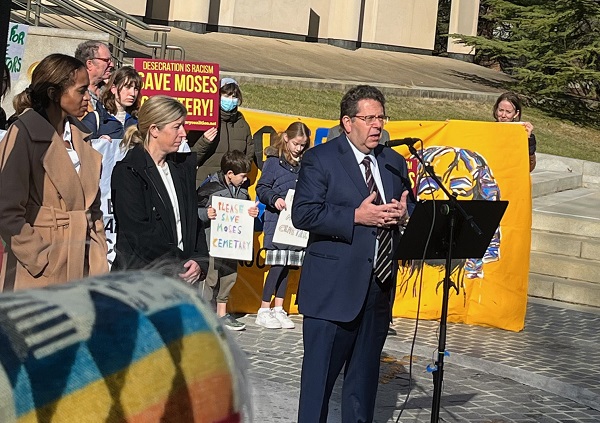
top-left (255, 309), bottom-right (282, 329)
top-left (274, 309), bottom-right (295, 329)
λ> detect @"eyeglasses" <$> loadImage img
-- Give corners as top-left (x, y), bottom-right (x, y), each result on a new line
top-left (353, 115), bottom-right (390, 125)
top-left (93, 57), bottom-right (112, 63)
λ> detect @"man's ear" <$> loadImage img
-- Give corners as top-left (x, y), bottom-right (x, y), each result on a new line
top-left (341, 115), bottom-right (352, 133)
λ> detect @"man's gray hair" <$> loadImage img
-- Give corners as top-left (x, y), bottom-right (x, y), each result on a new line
top-left (74, 40), bottom-right (107, 63)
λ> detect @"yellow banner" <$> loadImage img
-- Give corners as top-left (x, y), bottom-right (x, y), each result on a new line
top-left (228, 109), bottom-right (531, 332)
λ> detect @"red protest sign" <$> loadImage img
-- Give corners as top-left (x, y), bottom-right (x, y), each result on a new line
top-left (133, 58), bottom-right (220, 131)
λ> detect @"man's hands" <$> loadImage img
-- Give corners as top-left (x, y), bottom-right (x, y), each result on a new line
top-left (354, 191), bottom-right (409, 227)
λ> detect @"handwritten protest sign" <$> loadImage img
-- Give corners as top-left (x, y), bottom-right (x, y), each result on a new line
top-left (6, 23), bottom-right (28, 82)
top-left (209, 197), bottom-right (254, 261)
top-left (272, 189), bottom-right (308, 248)
top-left (133, 58), bottom-right (219, 131)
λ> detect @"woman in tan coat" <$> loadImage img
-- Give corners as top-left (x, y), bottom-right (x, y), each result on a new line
top-left (0, 53), bottom-right (108, 291)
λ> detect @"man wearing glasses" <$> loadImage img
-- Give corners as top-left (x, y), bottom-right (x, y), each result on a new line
top-left (293, 85), bottom-right (413, 422)
top-left (75, 40), bottom-right (114, 111)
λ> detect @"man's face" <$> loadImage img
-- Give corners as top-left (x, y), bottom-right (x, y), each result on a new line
top-left (341, 99), bottom-right (384, 154)
top-left (87, 44), bottom-right (113, 86)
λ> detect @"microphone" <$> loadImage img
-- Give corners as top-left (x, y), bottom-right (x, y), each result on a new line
top-left (385, 137), bottom-right (422, 148)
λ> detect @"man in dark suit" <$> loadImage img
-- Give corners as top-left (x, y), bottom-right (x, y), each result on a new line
top-left (292, 85), bottom-right (413, 422)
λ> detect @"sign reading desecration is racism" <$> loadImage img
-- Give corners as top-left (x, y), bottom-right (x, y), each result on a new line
top-left (209, 197), bottom-right (255, 261)
top-left (133, 58), bottom-right (219, 131)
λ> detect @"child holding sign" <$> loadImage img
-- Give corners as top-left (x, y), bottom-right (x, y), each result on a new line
top-left (255, 122), bottom-right (311, 329)
top-left (197, 150), bottom-right (259, 330)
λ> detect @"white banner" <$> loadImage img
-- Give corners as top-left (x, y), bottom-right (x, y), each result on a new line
top-left (91, 138), bottom-right (127, 267)
top-left (272, 189), bottom-right (309, 248)
top-left (209, 197), bottom-right (254, 261)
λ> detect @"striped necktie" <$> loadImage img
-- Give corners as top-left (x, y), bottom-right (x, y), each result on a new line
top-left (361, 157), bottom-right (393, 283)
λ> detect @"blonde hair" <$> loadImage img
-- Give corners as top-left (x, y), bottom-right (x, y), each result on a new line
top-left (120, 95), bottom-right (187, 151)
top-left (269, 121), bottom-right (311, 163)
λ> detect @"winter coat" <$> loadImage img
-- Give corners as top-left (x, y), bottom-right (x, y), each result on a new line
top-left (0, 109), bottom-right (108, 291)
top-left (191, 109), bottom-right (254, 186)
top-left (196, 171), bottom-right (251, 224)
top-left (111, 145), bottom-right (209, 273)
top-left (256, 147), bottom-right (301, 250)
top-left (81, 101), bottom-right (138, 140)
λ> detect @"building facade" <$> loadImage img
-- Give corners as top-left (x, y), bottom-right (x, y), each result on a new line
top-left (106, 0), bottom-right (480, 56)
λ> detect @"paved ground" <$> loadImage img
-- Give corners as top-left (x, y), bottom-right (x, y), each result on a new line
top-left (148, 29), bottom-right (600, 422)
top-left (228, 297), bottom-right (600, 423)
top-left (125, 27), bottom-right (512, 100)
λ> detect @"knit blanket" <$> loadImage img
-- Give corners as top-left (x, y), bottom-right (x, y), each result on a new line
top-left (0, 271), bottom-right (246, 422)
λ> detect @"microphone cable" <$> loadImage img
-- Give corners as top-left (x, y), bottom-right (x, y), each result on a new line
top-left (394, 143), bottom-right (437, 423)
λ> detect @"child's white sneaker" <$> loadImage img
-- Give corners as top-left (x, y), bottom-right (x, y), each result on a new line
top-left (274, 309), bottom-right (295, 329)
top-left (255, 309), bottom-right (282, 329)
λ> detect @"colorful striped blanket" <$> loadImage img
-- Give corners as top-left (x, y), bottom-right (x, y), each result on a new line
top-left (0, 271), bottom-right (246, 422)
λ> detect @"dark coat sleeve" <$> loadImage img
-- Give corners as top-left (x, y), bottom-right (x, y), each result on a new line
top-left (256, 157), bottom-right (283, 207)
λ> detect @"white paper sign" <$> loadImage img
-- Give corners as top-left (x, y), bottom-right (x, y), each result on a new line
top-left (272, 189), bottom-right (309, 248)
top-left (91, 138), bottom-right (127, 268)
top-left (209, 197), bottom-right (254, 261)
top-left (6, 23), bottom-right (29, 82)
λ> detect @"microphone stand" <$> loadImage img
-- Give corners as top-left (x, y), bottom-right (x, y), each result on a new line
top-left (406, 143), bottom-right (482, 423)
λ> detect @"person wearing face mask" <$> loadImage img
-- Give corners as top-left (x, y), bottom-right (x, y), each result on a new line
top-left (191, 78), bottom-right (254, 187)
top-left (493, 92), bottom-right (537, 172)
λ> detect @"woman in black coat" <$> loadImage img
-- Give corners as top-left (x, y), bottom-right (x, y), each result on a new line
top-left (111, 95), bottom-right (208, 283)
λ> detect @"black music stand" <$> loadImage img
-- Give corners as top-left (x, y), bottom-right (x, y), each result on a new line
top-left (395, 199), bottom-right (508, 422)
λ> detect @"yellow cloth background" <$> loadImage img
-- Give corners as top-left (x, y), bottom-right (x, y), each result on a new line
top-left (228, 110), bottom-right (531, 332)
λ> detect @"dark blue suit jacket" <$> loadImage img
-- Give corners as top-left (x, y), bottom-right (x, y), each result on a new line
top-left (292, 134), bottom-right (413, 322)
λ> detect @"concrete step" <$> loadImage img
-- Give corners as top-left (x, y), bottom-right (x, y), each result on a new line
top-left (531, 170), bottom-right (582, 198)
top-left (530, 251), bottom-right (600, 284)
top-left (529, 273), bottom-right (600, 307)
top-left (532, 188), bottom-right (600, 238)
top-left (531, 230), bottom-right (600, 259)
top-left (536, 152), bottom-right (600, 189)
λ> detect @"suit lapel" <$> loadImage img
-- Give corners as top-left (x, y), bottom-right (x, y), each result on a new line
top-left (170, 163), bottom-right (189, 246)
top-left (336, 137), bottom-right (370, 199)
top-left (145, 157), bottom-right (178, 242)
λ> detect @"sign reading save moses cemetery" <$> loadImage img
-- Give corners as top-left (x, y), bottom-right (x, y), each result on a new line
top-left (209, 197), bottom-right (255, 261)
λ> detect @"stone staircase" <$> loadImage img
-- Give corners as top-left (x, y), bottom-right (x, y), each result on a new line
top-left (528, 154), bottom-right (600, 308)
